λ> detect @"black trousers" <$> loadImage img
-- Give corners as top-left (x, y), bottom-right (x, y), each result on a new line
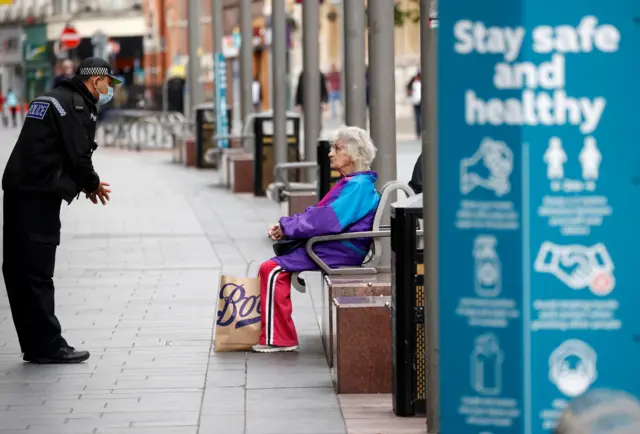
top-left (413, 103), bottom-right (422, 138)
top-left (9, 107), bottom-right (17, 127)
top-left (2, 191), bottom-right (67, 355)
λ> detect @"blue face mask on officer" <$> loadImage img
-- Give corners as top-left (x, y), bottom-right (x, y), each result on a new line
top-left (95, 78), bottom-right (114, 106)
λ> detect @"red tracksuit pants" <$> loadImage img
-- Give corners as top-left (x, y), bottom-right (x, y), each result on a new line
top-left (258, 260), bottom-right (299, 347)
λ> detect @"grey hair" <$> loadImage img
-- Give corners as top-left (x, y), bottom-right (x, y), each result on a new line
top-left (332, 126), bottom-right (377, 172)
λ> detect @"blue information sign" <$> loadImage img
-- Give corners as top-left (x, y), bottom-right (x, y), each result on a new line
top-left (437, 2), bottom-right (640, 433)
top-left (214, 51), bottom-right (229, 149)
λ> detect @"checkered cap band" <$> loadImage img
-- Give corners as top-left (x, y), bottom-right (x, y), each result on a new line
top-left (79, 66), bottom-right (110, 76)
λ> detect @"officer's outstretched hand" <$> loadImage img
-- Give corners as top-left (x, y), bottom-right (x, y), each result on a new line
top-left (95, 181), bottom-right (111, 205)
top-left (84, 181), bottom-right (111, 206)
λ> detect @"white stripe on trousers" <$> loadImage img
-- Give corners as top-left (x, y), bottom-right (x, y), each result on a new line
top-left (265, 265), bottom-right (282, 346)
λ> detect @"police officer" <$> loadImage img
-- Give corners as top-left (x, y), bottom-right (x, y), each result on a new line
top-left (2, 57), bottom-right (118, 364)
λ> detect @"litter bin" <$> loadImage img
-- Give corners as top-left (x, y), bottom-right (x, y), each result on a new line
top-left (390, 193), bottom-right (426, 417)
top-left (194, 102), bottom-right (232, 168)
top-left (317, 139), bottom-right (342, 199)
top-left (253, 111), bottom-right (301, 196)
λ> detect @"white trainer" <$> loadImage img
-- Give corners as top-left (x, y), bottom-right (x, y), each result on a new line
top-left (252, 344), bottom-right (299, 353)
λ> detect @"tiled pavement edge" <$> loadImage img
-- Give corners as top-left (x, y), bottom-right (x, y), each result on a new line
top-left (0, 127), bottom-right (346, 434)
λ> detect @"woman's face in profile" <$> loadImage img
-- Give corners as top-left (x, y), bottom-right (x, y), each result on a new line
top-left (328, 141), bottom-right (352, 172)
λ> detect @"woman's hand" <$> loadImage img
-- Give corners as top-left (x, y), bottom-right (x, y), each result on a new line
top-left (268, 224), bottom-right (284, 241)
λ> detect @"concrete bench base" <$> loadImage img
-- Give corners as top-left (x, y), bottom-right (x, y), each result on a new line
top-left (182, 138), bottom-right (196, 167)
top-left (287, 192), bottom-right (317, 216)
top-left (313, 274), bottom-right (392, 370)
top-left (221, 149), bottom-right (249, 188)
top-left (230, 153), bottom-right (254, 194)
top-left (332, 296), bottom-right (392, 394)
top-left (172, 136), bottom-right (183, 164)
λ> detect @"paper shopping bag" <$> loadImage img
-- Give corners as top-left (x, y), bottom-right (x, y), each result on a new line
top-left (214, 262), bottom-right (261, 352)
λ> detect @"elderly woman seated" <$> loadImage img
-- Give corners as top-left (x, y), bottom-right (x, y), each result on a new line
top-left (252, 126), bottom-right (380, 353)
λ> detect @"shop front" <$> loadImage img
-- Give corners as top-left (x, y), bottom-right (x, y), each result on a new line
top-left (23, 24), bottom-right (50, 102)
top-left (0, 26), bottom-right (24, 96)
top-left (221, 19), bottom-right (268, 114)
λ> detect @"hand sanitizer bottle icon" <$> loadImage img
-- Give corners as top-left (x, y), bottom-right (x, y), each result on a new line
top-left (474, 235), bottom-right (502, 298)
top-left (471, 333), bottom-right (503, 396)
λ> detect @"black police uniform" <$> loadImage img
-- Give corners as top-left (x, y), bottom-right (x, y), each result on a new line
top-left (2, 73), bottom-right (102, 361)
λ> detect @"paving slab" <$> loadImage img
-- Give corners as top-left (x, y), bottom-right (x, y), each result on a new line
top-left (0, 123), bottom-right (423, 433)
top-left (0, 127), bottom-right (348, 434)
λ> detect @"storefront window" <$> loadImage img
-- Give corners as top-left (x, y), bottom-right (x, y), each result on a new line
top-left (100, 0), bottom-right (131, 10)
top-left (52, 0), bottom-right (63, 15)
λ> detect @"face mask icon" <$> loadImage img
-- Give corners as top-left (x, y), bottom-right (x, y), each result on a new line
top-left (460, 138), bottom-right (513, 197)
top-left (549, 340), bottom-right (597, 398)
top-left (533, 241), bottom-right (615, 296)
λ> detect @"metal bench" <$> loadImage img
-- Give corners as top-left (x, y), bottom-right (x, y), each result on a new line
top-left (203, 111), bottom-right (257, 166)
top-left (265, 162), bottom-right (318, 203)
top-left (291, 180), bottom-right (417, 292)
top-left (97, 109), bottom-right (187, 150)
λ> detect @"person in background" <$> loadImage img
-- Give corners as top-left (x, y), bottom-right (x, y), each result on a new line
top-left (410, 71), bottom-right (422, 139)
top-left (5, 89), bottom-right (18, 127)
top-left (294, 70), bottom-right (329, 128)
top-left (405, 70), bottom-right (419, 97)
top-left (0, 92), bottom-right (5, 127)
top-left (113, 85), bottom-right (128, 109)
top-left (409, 152), bottom-right (423, 194)
top-left (365, 67), bottom-right (370, 109)
top-left (326, 64), bottom-right (341, 120)
top-left (252, 75), bottom-right (262, 113)
top-left (52, 59), bottom-right (75, 89)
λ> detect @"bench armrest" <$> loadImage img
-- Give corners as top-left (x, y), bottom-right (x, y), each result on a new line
top-left (306, 231), bottom-right (390, 275)
top-left (213, 133), bottom-right (254, 142)
top-left (305, 229), bottom-right (424, 275)
top-left (274, 162), bottom-right (318, 190)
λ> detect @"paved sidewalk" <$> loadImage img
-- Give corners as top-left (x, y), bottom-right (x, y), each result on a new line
top-left (0, 127), bottom-right (345, 434)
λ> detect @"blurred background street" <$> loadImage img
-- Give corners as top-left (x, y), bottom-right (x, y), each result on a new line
top-left (0, 119), bottom-right (421, 434)
top-left (0, 0), bottom-right (423, 433)
top-left (0, 0), bottom-right (635, 433)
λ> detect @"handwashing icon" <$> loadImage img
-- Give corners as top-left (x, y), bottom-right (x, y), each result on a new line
top-left (460, 138), bottom-right (514, 197)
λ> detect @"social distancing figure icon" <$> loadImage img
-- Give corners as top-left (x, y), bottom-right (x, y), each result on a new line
top-left (543, 136), bottom-right (602, 192)
top-left (544, 137), bottom-right (567, 191)
top-left (579, 136), bottom-right (602, 182)
top-left (544, 137), bottom-right (568, 180)
top-left (579, 136), bottom-right (602, 191)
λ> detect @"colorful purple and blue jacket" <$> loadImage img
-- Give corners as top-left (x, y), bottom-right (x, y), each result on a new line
top-left (273, 170), bottom-right (380, 272)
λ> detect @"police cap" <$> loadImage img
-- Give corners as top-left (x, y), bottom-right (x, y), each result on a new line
top-left (75, 57), bottom-right (122, 85)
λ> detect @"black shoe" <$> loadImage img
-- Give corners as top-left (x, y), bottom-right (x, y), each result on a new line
top-left (296, 275), bottom-right (306, 287)
top-left (23, 346), bottom-right (90, 364)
